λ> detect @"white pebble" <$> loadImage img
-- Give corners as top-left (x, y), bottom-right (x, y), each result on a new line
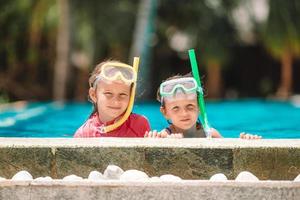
top-left (294, 174), bottom-right (300, 182)
top-left (119, 170), bottom-right (149, 181)
top-left (103, 165), bottom-right (124, 180)
top-left (160, 174), bottom-right (182, 182)
top-left (33, 176), bottom-right (53, 182)
top-left (88, 171), bottom-right (105, 181)
top-left (149, 176), bottom-right (161, 182)
top-left (11, 171), bottom-right (33, 181)
top-left (235, 171), bottom-right (259, 182)
top-left (209, 173), bottom-right (228, 181)
top-left (62, 175), bottom-right (83, 181)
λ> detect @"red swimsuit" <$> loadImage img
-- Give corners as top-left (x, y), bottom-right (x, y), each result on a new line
top-left (74, 113), bottom-right (150, 138)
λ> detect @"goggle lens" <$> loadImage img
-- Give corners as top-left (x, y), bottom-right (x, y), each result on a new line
top-left (160, 78), bottom-right (198, 96)
top-left (94, 63), bottom-right (137, 87)
top-left (103, 65), bottom-right (135, 81)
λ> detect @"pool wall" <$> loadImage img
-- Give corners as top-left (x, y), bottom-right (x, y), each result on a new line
top-left (0, 138), bottom-right (299, 180)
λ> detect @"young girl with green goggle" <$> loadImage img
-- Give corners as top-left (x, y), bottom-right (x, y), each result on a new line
top-left (145, 74), bottom-right (262, 139)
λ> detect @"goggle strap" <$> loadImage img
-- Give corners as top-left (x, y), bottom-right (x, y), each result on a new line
top-left (197, 87), bottom-right (203, 95)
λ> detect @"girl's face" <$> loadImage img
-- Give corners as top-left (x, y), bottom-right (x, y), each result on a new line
top-left (161, 97), bottom-right (199, 131)
top-left (89, 79), bottom-right (131, 123)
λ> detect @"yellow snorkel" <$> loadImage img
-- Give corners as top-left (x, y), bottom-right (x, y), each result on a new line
top-left (99, 57), bottom-right (139, 133)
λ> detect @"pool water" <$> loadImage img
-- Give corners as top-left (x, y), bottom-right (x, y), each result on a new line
top-left (0, 100), bottom-right (300, 138)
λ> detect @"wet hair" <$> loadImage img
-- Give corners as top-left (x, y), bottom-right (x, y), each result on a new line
top-left (88, 59), bottom-right (133, 116)
top-left (157, 73), bottom-right (196, 107)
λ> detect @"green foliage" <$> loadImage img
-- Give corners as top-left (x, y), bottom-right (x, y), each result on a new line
top-left (71, 0), bottom-right (138, 62)
top-left (261, 0), bottom-right (300, 59)
top-left (157, 0), bottom-right (237, 67)
top-left (0, 92), bottom-right (9, 104)
top-left (1, 0), bottom-right (299, 100)
top-left (0, 0), bottom-right (58, 100)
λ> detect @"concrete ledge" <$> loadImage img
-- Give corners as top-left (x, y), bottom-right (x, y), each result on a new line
top-left (0, 138), bottom-right (300, 180)
top-left (1, 137), bottom-right (300, 148)
top-left (0, 180), bottom-right (300, 200)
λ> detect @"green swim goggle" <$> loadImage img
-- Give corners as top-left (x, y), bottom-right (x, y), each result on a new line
top-left (159, 77), bottom-right (203, 98)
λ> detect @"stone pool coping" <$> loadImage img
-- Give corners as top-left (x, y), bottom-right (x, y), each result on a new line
top-left (0, 138), bottom-right (300, 181)
top-left (1, 180), bottom-right (300, 200)
top-left (1, 137), bottom-right (300, 148)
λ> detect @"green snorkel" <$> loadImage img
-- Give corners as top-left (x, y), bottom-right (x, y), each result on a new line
top-left (188, 49), bottom-right (212, 138)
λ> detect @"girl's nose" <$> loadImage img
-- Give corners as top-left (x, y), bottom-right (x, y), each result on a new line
top-left (112, 96), bottom-right (123, 104)
top-left (181, 109), bottom-right (189, 116)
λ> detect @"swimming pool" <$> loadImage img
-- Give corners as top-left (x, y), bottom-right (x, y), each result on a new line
top-left (0, 99), bottom-right (299, 138)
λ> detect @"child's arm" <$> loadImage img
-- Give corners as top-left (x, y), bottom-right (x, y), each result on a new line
top-left (211, 128), bottom-right (222, 138)
top-left (210, 128), bottom-right (262, 139)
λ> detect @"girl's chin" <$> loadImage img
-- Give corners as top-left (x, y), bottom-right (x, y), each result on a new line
top-left (99, 113), bottom-right (121, 122)
top-left (107, 114), bottom-right (121, 120)
top-left (107, 111), bottom-right (125, 120)
top-left (178, 124), bottom-right (193, 130)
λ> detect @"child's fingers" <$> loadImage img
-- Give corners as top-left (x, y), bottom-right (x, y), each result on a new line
top-left (240, 132), bottom-right (245, 139)
top-left (240, 132), bottom-right (262, 140)
top-left (252, 134), bottom-right (262, 139)
top-left (144, 131), bottom-right (149, 137)
top-left (160, 131), bottom-right (168, 138)
top-left (145, 131), bottom-right (154, 138)
top-left (146, 130), bottom-right (180, 138)
top-left (240, 132), bottom-right (250, 139)
top-left (152, 130), bottom-right (158, 138)
top-left (146, 130), bottom-right (157, 138)
top-left (157, 131), bottom-right (161, 138)
top-left (176, 133), bottom-right (183, 138)
top-left (149, 131), bottom-right (154, 138)
top-left (172, 133), bottom-right (183, 138)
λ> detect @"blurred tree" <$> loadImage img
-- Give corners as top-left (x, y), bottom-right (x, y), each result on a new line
top-left (53, 0), bottom-right (70, 101)
top-left (196, 0), bottom-right (237, 98)
top-left (28, 0), bottom-right (56, 83)
top-left (70, 0), bottom-right (138, 100)
top-left (0, 1), bottom-right (138, 101)
top-left (3, 0), bottom-right (299, 101)
top-left (72, 0), bottom-right (137, 61)
top-left (157, 0), bottom-right (237, 98)
top-left (0, 0), bottom-right (57, 100)
top-left (129, 0), bottom-right (157, 100)
top-left (260, 0), bottom-right (300, 99)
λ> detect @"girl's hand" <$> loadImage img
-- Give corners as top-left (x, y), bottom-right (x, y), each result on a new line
top-left (239, 132), bottom-right (262, 140)
top-left (144, 130), bottom-right (183, 138)
top-left (144, 130), bottom-right (168, 138)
